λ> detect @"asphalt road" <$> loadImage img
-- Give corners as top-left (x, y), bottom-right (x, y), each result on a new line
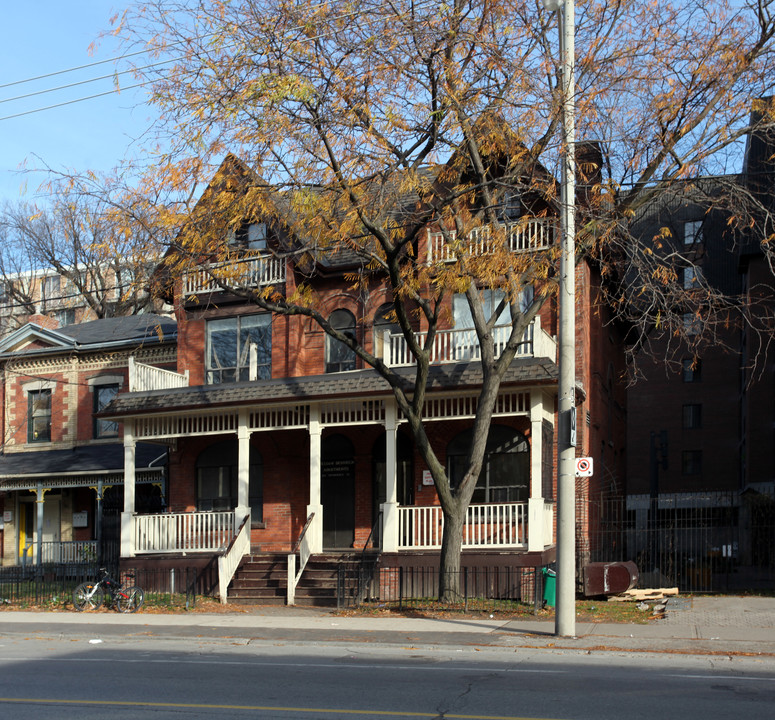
top-left (0, 635), bottom-right (773, 719)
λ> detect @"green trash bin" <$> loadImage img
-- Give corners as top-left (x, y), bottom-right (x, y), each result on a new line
top-left (542, 567), bottom-right (556, 608)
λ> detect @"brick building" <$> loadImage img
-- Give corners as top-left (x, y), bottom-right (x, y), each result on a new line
top-left (0, 314), bottom-right (177, 567)
top-left (100, 149), bottom-right (627, 603)
top-left (623, 104), bottom-right (775, 587)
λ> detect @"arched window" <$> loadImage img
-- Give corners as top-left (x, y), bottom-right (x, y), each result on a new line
top-left (196, 439), bottom-right (263, 524)
top-left (373, 303), bottom-right (400, 362)
top-left (446, 425), bottom-right (529, 503)
top-left (326, 309), bottom-right (357, 373)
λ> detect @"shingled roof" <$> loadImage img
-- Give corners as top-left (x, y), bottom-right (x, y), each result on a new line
top-left (103, 358), bottom-right (558, 418)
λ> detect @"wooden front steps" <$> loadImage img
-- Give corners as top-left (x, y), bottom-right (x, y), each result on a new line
top-left (226, 552), bottom-right (380, 607)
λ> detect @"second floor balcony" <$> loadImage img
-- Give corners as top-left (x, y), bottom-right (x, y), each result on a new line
top-left (182, 253), bottom-right (286, 297)
top-left (383, 317), bottom-right (556, 367)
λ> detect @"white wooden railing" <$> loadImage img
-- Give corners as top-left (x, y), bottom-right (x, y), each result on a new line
top-left (128, 356), bottom-right (189, 392)
top-left (427, 219), bottom-right (554, 263)
top-left (397, 502), bottom-right (528, 550)
top-left (39, 541), bottom-right (98, 564)
top-left (218, 513), bottom-right (251, 603)
top-left (385, 317), bottom-right (556, 367)
top-left (287, 512), bottom-right (317, 606)
top-left (543, 502), bottom-right (555, 546)
top-left (134, 511), bottom-right (235, 554)
top-left (182, 253), bottom-right (286, 296)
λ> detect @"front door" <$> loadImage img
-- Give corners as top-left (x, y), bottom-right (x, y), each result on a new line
top-left (321, 435), bottom-right (355, 549)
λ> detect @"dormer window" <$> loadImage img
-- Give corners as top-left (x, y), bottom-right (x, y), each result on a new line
top-left (229, 222), bottom-right (267, 250)
top-left (503, 190), bottom-right (521, 220)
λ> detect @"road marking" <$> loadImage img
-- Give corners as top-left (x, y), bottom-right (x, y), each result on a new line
top-left (0, 697), bottom-right (562, 720)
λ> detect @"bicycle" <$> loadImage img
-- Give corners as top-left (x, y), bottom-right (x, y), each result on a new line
top-left (72, 567), bottom-right (144, 613)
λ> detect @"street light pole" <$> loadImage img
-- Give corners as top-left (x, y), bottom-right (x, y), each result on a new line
top-left (543, 0), bottom-right (576, 638)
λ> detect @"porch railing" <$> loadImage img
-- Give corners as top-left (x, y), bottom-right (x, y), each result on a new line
top-left (287, 512), bottom-right (317, 606)
top-left (38, 541), bottom-right (98, 564)
top-left (128, 356), bottom-right (189, 392)
top-left (182, 253), bottom-right (286, 296)
top-left (427, 218), bottom-right (555, 264)
top-left (385, 317), bottom-right (556, 367)
top-left (134, 511), bottom-right (235, 554)
top-left (397, 502), bottom-right (528, 550)
top-left (218, 513), bottom-right (251, 603)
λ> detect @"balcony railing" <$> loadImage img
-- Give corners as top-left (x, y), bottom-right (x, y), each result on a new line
top-left (182, 253), bottom-right (286, 296)
top-left (134, 511), bottom-right (235, 554)
top-left (128, 356), bottom-right (189, 392)
top-left (427, 218), bottom-right (554, 264)
top-left (397, 502), bottom-right (528, 550)
top-left (384, 317), bottom-right (556, 367)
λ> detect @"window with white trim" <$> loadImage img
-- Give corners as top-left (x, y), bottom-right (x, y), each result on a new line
top-left (206, 314), bottom-right (272, 383)
top-left (28, 389), bottom-right (51, 443)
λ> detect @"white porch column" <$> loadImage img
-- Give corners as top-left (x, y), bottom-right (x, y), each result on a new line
top-left (528, 391), bottom-right (547, 552)
top-left (121, 418), bottom-right (136, 558)
top-left (307, 404), bottom-right (323, 553)
top-left (236, 409), bottom-right (251, 524)
top-left (381, 398), bottom-right (399, 552)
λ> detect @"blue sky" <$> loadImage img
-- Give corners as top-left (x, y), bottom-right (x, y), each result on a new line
top-left (0, 1), bottom-right (156, 203)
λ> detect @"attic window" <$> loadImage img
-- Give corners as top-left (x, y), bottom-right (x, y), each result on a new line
top-left (230, 222), bottom-right (267, 250)
top-left (503, 190), bottom-right (521, 219)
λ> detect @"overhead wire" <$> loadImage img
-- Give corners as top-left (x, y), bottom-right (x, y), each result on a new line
top-left (0, 0), bottom-right (439, 123)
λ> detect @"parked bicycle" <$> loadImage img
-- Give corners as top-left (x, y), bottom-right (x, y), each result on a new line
top-left (73, 567), bottom-right (144, 613)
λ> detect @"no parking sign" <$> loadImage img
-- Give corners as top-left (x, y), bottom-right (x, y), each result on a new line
top-left (575, 457), bottom-right (593, 477)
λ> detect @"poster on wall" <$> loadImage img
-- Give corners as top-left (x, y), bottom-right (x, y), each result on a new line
top-left (72, 512), bottom-right (88, 528)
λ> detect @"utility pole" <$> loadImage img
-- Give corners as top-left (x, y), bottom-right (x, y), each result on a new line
top-left (543, 0), bottom-right (577, 638)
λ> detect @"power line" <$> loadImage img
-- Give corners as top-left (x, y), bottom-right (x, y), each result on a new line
top-left (0, 82), bottom-right (148, 122)
top-left (0, 0), bottom-right (438, 123)
top-left (0, 58), bottom-right (177, 107)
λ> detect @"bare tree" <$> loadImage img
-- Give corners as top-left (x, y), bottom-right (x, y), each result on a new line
top-left (0, 188), bottom-right (163, 330)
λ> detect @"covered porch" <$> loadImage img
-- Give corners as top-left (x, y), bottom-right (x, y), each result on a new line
top-left (117, 375), bottom-right (556, 554)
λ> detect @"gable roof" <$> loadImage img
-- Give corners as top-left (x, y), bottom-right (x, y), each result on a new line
top-left (0, 314), bottom-right (176, 358)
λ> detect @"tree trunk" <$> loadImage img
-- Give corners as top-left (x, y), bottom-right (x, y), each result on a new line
top-left (439, 506), bottom-right (465, 602)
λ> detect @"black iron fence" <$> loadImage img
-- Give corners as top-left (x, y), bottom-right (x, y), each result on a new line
top-left (0, 563), bottom-right (206, 609)
top-left (338, 564), bottom-right (545, 612)
top-left (580, 492), bottom-right (775, 593)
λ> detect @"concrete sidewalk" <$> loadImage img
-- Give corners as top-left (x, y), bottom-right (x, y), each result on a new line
top-left (1, 595), bottom-right (773, 656)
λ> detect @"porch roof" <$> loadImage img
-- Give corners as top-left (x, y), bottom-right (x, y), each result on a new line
top-left (102, 358), bottom-right (558, 418)
top-left (0, 442), bottom-right (165, 488)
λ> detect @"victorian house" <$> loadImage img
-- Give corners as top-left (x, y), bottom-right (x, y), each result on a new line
top-left (101, 147), bottom-right (626, 604)
top-left (0, 314), bottom-right (177, 568)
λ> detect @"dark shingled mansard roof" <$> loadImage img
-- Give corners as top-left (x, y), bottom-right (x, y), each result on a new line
top-left (103, 358), bottom-right (558, 418)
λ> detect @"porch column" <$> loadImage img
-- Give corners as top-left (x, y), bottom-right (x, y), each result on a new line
top-left (381, 398), bottom-right (399, 552)
top-left (121, 418), bottom-right (136, 558)
top-left (528, 391), bottom-right (546, 552)
top-left (236, 409), bottom-right (251, 524)
top-left (35, 482), bottom-right (45, 567)
top-left (307, 404), bottom-right (323, 553)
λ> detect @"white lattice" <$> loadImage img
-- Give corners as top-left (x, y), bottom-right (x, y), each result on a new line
top-left (134, 411), bottom-right (238, 439)
top-left (249, 405), bottom-right (310, 431)
top-left (320, 399), bottom-right (385, 425)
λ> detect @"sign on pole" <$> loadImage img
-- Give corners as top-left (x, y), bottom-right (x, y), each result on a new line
top-left (575, 457), bottom-right (593, 477)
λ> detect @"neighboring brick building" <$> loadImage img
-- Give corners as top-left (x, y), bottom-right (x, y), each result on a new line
top-left (623, 105), bottom-right (775, 587)
top-left (0, 315), bottom-right (177, 567)
top-left (102, 150), bottom-right (628, 602)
